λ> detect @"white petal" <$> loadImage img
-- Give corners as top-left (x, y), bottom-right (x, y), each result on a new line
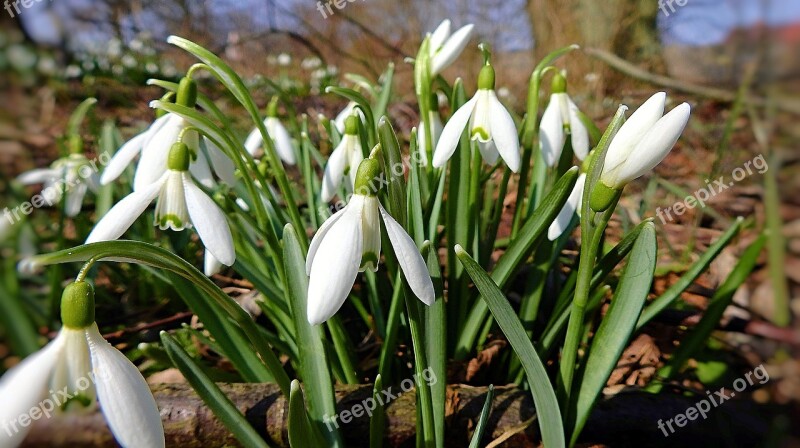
top-left (333, 102), bottom-right (357, 133)
top-left (183, 174), bottom-right (235, 266)
top-left (188, 149), bottom-right (215, 189)
top-left (134, 115), bottom-right (184, 191)
top-left (17, 168), bottom-right (56, 185)
top-left (429, 19), bottom-right (451, 53)
top-left (86, 175), bottom-right (165, 243)
top-left (488, 92), bottom-right (521, 172)
top-left (539, 96), bottom-right (565, 167)
top-left (477, 140), bottom-right (500, 165)
top-left (432, 96), bottom-right (478, 168)
top-left (244, 127), bottom-right (263, 156)
top-left (568, 98), bottom-right (590, 161)
top-left (64, 183), bottom-right (89, 217)
top-left (378, 203), bottom-right (434, 305)
top-left (604, 92), bottom-right (666, 178)
top-left (86, 325), bottom-right (165, 448)
top-left (614, 103), bottom-right (690, 188)
top-left (203, 138), bottom-right (237, 186)
top-left (266, 118), bottom-right (297, 165)
top-left (204, 250), bottom-right (224, 277)
top-left (100, 131), bottom-right (147, 185)
top-left (0, 335), bottom-right (63, 448)
top-left (154, 171), bottom-right (190, 231)
top-left (360, 196), bottom-right (382, 272)
top-left (347, 141), bottom-right (364, 190)
top-left (307, 195), bottom-right (365, 325)
top-left (430, 24), bottom-right (474, 76)
top-left (306, 205), bottom-right (349, 275)
top-left (321, 137), bottom-right (351, 202)
top-left (548, 173), bottom-right (585, 241)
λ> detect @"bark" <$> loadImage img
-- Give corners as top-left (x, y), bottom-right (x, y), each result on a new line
top-left (21, 383), bottom-right (771, 447)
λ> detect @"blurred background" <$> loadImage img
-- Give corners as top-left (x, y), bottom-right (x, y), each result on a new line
top-left (1, 0), bottom-right (799, 444)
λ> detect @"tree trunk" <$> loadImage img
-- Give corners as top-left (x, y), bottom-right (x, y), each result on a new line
top-left (21, 383), bottom-right (770, 447)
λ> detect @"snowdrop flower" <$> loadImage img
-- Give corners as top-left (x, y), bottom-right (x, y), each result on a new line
top-left (0, 282), bottom-right (164, 448)
top-left (547, 173), bottom-right (586, 241)
top-left (306, 159), bottom-right (434, 325)
top-left (433, 64), bottom-right (520, 172)
top-left (539, 73), bottom-right (590, 166)
top-left (333, 101), bottom-right (365, 134)
top-left (321, 114), bottom-right (364, 202)
top-left (243, 98), bottom-right (297, 165)
top-left (591, 92), bottom-right (690, 211)
top-left (17, 154), bottom-right (99, 217)
top-left (428, 19), bottom-right (475, 77)
top-left (101, 78), bottom-right (235, 191)
top-left (87, 142), bottom-right (235, 272)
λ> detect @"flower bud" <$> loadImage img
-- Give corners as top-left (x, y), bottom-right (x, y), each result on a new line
top-left (176, 77), bottom-right (197, 108)
top-left (477, 64), bottom-right (496, 90)
top-left (344, 114), bottom-right (360, 135)
top-left (168, 142), bottom-right (191, 171)
top-left (61, 281), bottom-right (95, 329)
top-left (354, 158), bottom-right (381, 196)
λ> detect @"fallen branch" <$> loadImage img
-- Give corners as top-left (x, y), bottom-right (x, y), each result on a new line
top-left (584, 47), bottom-right (800, 115)
top-left (22, 383), bottom-right (772, 447)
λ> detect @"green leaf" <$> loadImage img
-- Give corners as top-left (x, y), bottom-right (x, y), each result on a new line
top-left (288, 380), bottom-right (323, 448)
top-left (456, 246), bottom-right (565, 448)
top-left (67, 97), bottom-right (97, 136)
top-left (23, 240), bottom-right (291, 396)
top-left (370, 374), bottom-right (387, 448)
top-left (570, 222), bottom-right (657, 444)
top-left (456, 167), bottom-right (579, 358)
top-left (0, 280), bottom-right (40, 356)
top-left (326, 86), bottom-right (377, 145)
top-left (283, 224), bottom-right (342, 447)
top-left (160, 332), bottom-right (271, 448)
top-left (637, 217), bottom-right (744, 328)
top-left (373, 63), bottom-right (395, 122)
top-left (468, 385), bottom-right (495, 448)
top-left (423, 242), bottom-right (446, 448)
top-left (377, 117), bottom-right (407, 227)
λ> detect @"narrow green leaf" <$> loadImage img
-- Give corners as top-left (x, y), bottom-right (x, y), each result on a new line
top-left (370, 375), bottom-right (386, 448)
top-left (289, 380), bottom-right (323, 448)
top-left (456, 246), bottom-right (565, 448)
top-left (283, 224), bottom-right (342, 447)
top-left (468, 385), bottom-right (495, 448)
top-left (67, 97), bottom-right (97, 136)
top-left (570, 222), bottom-right (657, 444)
top-left (377, 117), bottom-right (407, 226)
top-left (161, 332), bottom-right (271, 448)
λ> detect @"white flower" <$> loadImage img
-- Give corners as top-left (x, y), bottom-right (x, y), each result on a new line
top-left (306, 160), bottom-right (434, 325)
top-left (321, 115), bottom-right (364, 202)
top-left (547, 173), bottom-right (586, 241)
top-left (540, 92), bottom-right (590, 166)
top-left (418, 110), bottom-right (443, 166)
top-left (600, 92), bottom-right (691, 189)
top-left (87, 143), bottom-right (235, 271)
top-left (432, 65), bottom-right (520, 172)
top-left (244, 117), bottom-right (297, 165)
top-left (428, 19), bottom-right (475, 77)
top-left (0, 283), bottom-right (163, 448)
top-left (277, 53), bottom-right (292, 66)
top-left (101, 113), bottom-right (234, 191)
top-left (17, 154), bottom-right (99, 217)
top-left (333, 102), bottom-right (365, 134)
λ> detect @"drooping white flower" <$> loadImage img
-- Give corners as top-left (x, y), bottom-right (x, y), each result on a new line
top-left (321, 114), bottom-right (364, 202)
top-left (87, 142), bottom-right (235, 272)
top-left (0, 282), bottom-right (164, 448)
top-left (599, 92), bottom-right (691, 190)
top-left (333, 101), bottom-right (365, 134)
top-left (547, 173), bottom-right (586, 241)
top-left (539, 73), bottom-right (590, 166)
top-left (244, 116), bottom-right (297, 165)
top-left (306, 159), bottom-right (434, 325)
top-left (428, 19), bottom-right (475, 77)
top-left (418, 110), bottom-right (443, 167)
top-left (17, 154), bottom-right (99, 217)
top-left (432, 64), bottom-right (520, 172)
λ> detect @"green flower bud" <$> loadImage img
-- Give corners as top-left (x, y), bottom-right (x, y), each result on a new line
top-left (477, 64), bottom-right (496, 90)
top-left (61, 281), bottom-right (95, 329)
top-left (589, 180), bottom-right (620, 212)
top-left (581, 149), bottom-right (596, 173)
top-left (176, 77), bottom-right (198, 108)
top-left (354, 158), bottom-right (382, 196)
top-left (344, 114), bottom-right (359, 135)
top-left (168, 142), bottom-right (191, 171)
top-left (552, 72), bottom-right (567, 94)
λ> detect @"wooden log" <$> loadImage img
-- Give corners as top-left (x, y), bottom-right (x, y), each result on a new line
top-left (20, 383), bottom-right (771, 447)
